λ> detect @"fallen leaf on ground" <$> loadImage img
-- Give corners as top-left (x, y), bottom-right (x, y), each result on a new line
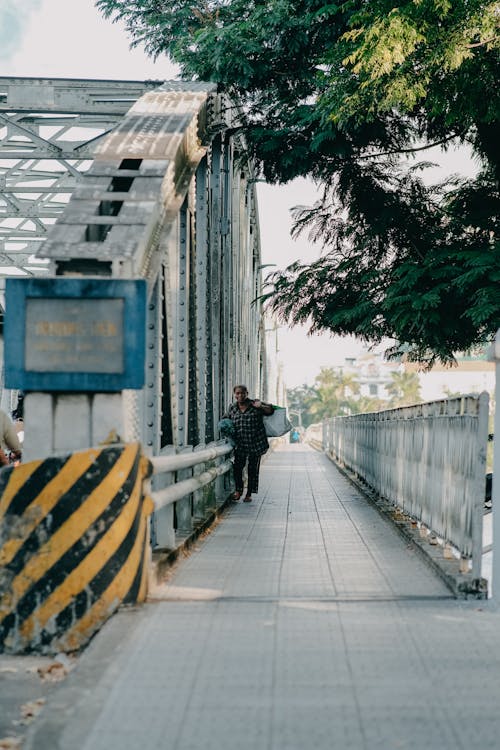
top-left (18, 698), bottom-right (45, 723)
top-left (0, 736), bottom-right (23, 749)
top-left (37, 661), bottom-right (68, 682)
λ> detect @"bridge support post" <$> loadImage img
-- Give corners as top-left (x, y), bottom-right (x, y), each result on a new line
top-left (23, 392), bottom-right (130, 463)
top-left (175, 446), bottom-right (194, 537)
top-left (151, 446), bottom-right (176, 550)
top-left (488, 329), bottom-right (500, 602)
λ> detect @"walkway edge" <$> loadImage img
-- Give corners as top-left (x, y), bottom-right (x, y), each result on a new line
top-left (150, 493), bottom-right (234, 584)
top-left (322, 452), bottom-right (488, 600)
top-left (150, 441), bottom-right (282, 584)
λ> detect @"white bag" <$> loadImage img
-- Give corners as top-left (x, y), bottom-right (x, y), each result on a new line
top-left (263, 406), bottom-right (292, 437)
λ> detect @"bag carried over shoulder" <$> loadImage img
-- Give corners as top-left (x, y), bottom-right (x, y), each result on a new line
top-left (263, 406), bottom-right (292, 438)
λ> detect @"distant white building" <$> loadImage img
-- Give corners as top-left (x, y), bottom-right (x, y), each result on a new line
top-left (334, 350), bottom-right (400, 402)
top-left (333, 347), bottom-right (495, 404)
top-left (403, 357), bottom-right (495, 401)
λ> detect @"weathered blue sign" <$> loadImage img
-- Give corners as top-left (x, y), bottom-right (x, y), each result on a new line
top-left (5, 278), bottom-right (146, 391)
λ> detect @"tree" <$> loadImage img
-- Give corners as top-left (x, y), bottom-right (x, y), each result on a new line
top-left (386, 370), bottom-right (422, 407)
top-left (351, 395), bottom-right (387, 414)
top-left (97, 0), bottom-right (500, 363)
top-left (307, 367), bottom-right (360, 420)
top-left (286, 384), bottom-right (317, 428)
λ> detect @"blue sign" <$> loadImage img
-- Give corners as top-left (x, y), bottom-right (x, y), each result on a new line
top-left (5, 278), bottom-right (146, 391)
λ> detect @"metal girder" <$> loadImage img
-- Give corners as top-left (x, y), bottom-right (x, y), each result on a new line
top-left (0, 77), bottom-right (165, 285)
top-left (2, 78), bottom-right (269, 474)
top-left (0, 77), bottom-right (163, 114)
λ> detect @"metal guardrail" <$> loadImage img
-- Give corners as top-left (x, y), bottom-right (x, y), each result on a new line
top-left (321, 394), bottom-right (490, 577)
top-left (147, 440), bottom-right (233, 549)
top-left (150, 442), bottom-right (233, 510)
top-left (304, 424), bottom-right (322, 451)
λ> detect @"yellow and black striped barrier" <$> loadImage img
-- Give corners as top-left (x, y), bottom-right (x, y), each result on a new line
top-left (0, 443), bottom-right (153, 654)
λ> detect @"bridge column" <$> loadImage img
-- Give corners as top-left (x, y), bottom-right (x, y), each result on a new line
top-left (22, 392), bottom-right (131, 462)
top-left (195, 159), bottom-right (209, 445)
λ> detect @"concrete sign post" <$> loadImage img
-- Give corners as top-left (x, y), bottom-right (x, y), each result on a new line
top-left (4, 277), bottom-right (146, 460)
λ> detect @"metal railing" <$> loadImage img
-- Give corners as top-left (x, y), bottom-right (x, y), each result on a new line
top-left (322, 394), bottom-right (490, 577)
top-left (148, 440), bottom-right (234, 550)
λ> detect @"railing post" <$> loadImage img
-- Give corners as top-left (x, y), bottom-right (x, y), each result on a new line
top-left (193, 443), bottom-right (207, 522)
top-left (471, 392), bottom-right (489, 578)
top-left (175, 445), bottom-right (194, 537)
top-left (152, 446), bottom-right (176, 550)
top-left (488, 330), bottom-right (500, 600)
top-left (214, 442), bottom-right (226, 507)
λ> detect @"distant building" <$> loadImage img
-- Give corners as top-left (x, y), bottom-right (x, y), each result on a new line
top-left (334, 350), bottom-right (400, 402)
top-left (403, 355), bottom-right (494, 401)
top-left (331, 346), bottom-right (494, 405)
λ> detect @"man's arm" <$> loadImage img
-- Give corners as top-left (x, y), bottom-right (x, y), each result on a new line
top-left (252, 400), bottom-right (274, 415)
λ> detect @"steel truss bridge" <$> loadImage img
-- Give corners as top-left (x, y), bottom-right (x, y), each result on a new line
top-left (0, 79), bottom-right (495, 660)
top-left (0, 76), bottom-right (283, 457)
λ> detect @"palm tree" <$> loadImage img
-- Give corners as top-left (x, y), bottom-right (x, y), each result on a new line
top-left (352, 396), bottom-right (386, 414)
top-left (308, 368), bottom-right (360, 420)
top-left (386, 371), bottom-right (422, 407)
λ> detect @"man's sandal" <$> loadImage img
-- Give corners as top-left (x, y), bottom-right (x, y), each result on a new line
top-left (232, 491), bottom-right (241, 501)
top-left (243, 495), bottom-right (252, 502)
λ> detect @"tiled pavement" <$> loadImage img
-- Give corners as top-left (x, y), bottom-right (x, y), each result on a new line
top-left (26, 445), bottom-right (500, 749)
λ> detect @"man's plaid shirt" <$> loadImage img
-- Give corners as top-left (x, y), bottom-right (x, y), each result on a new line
top-left (224, 401), bottom-right (271, 455)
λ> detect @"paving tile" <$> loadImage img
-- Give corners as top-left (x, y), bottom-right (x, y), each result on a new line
top-left (25, 445), bottom-right (500, 750)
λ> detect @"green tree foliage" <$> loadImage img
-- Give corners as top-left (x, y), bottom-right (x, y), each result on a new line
top-left (386, 370), bottom-right (422, 406)
top-left (286, 384), bottom-right (317, 428)
top-left (97, 0), bottom-right (500, 363)
top-left (291, 367), bottom-right (361, 421)
top-left (353, 395), bottom-right (388, 414)
top-left (316, 367), bottom-right (360, 417)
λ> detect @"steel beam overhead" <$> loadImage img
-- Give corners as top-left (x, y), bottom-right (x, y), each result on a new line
top-left (0, 77), bottom-right (166, 284)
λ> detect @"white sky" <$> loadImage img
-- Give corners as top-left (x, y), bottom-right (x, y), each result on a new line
top-left (1, 0), bottom-right (476, 388)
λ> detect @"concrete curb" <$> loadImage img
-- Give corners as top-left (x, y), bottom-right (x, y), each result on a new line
top-left (322, 451), bottom-right (488, 600)
top-left (150, 492), bottom-right (235, 584)
top-left (150, 443), bottom-right (279, 584)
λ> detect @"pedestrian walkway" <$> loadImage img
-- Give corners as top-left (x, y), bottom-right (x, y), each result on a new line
top-left (27, 445), bottom-right (500, 750)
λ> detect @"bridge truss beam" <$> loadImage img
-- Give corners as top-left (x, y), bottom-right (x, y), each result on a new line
top-left (2, 79), bottom-right (270, 477)
top-left (0, 76), bottom-right (164, 286)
